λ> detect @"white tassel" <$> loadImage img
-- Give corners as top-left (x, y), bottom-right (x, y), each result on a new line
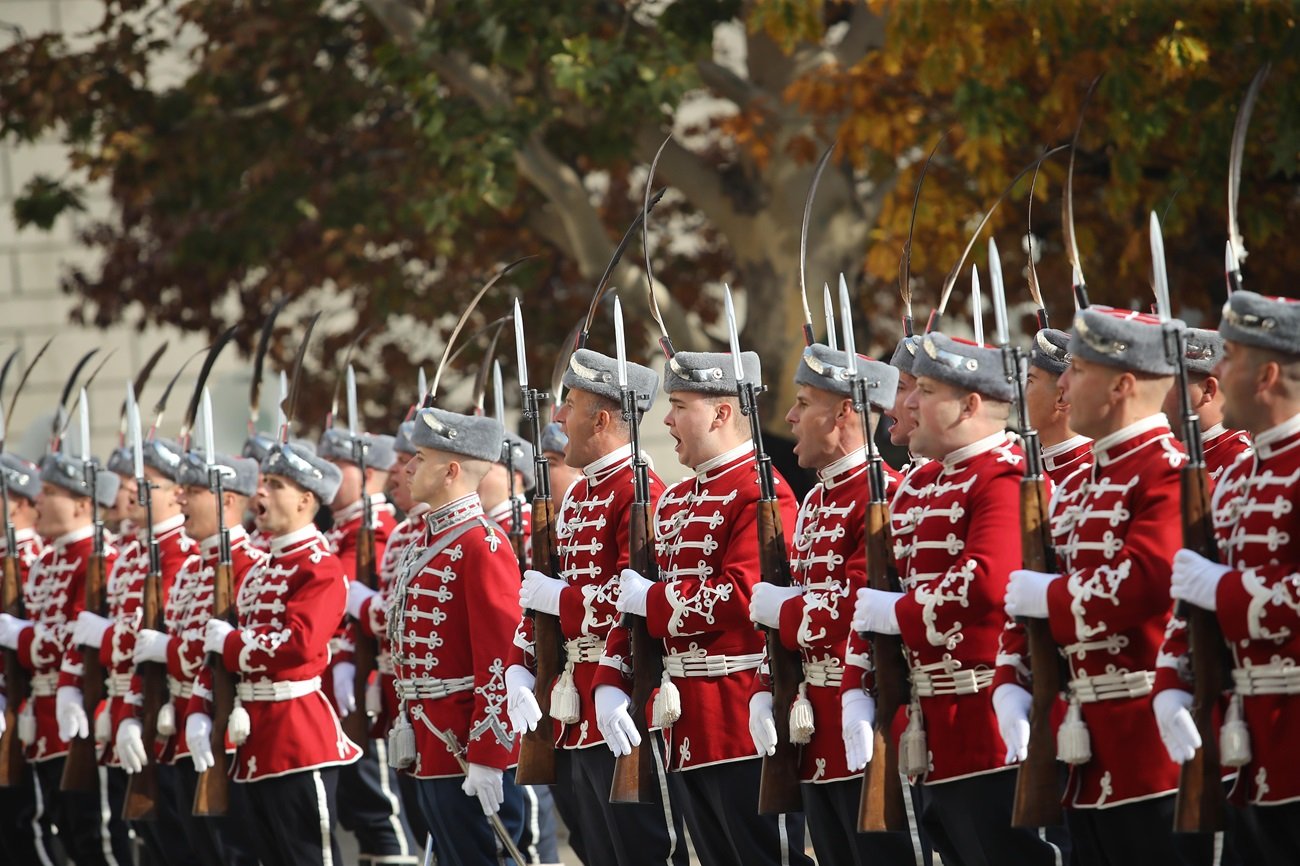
top-left (94, 705), bottom-right (111, 744)
top-left (18, 702), bottom-right (35, 746)
top-left (227, 699), bottom-right (251, 746)
top-left (652, 670), bottom-right (682, 728)
top-left (1056, 699), bottom-right (1091, 765)
top-left (387, 708), bottom-right (416, 770)
top-left (1220, 693), bottom-right (1251, 768)
top-left (900, 700), bottom-right (928, 776)
top-left (788, 683), bottom-right (815, 745)
top-left (156, 702), bottom-right (176, 737)
top-left (549, 665), bottom-right (581, 725)
top-left (365, 677), bottom-right (382, 719)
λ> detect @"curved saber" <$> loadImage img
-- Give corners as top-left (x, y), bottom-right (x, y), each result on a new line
top-left (6, 336), bottom-right (53, 441)
top-left (180, 325), bottom-right (240, 448)
top-left (1064, 76), bottom-right (1102, 309)
top-left (281, 313), bottom-right (322, 441)
top-left (643, 134), bottom-right (676, 359)
top-left (900, 131), bottom-right (949, 336)
top-left (249, 296), bottom-right (290, 431)
top-left (799, 143), bottom-right (837, 347)
top-left (1025, 151), bottom-right (1049, 329)
top-left (580, 188), bottom-right (667, 349)
top-left (1227, 64), bottom-right (1271, 294)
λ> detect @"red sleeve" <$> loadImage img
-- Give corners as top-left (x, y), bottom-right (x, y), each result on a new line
top-left (465, 541), bottom-right (524, 770)
top-left (222, 558), bottom-right (347, 676)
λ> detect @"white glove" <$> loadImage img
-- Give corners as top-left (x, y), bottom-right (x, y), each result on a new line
top-left (0, 613), bottom-right (32, 649)
top-left (748, 692), bottom-right (778, 757)
top-left (1153, 689), bottom-right (1201, 764)
top-left (1170, 549), bottom-right (1231, 612)
top-left (186, 712), bottom-right (215, 774)
top-left (615, 569), bottom-right (653, 617)
top-left (594, 685), bottom-right (641, 757)
top-left (841, 689), bottom-right (876, 771)
top-left (333, 662), bottom-right (357, 718)
top-left (203, 619), bottom-right (235, 655)
top-left (505, 665), bottom-right (542, 735)
top-left (0, 697), bottom-right (5, 738)
top-left (133, 628), bottom-right (170, 665)
top-left (992, 683), bottom-right (1032, 764)
top-left (749, 584), bottom-right (802, 630)
top-left (72, 611), bottom-right (112, 649)
top-left (116, 718), bottom-right (148, 774)
top-left (851, 588), bottom-right (902, 635)
top-left (519, 570), bottom-right (566, 617)
top-left (56, 686), bottom-right (89, 741)
top-left (1005, 569), bottom-right (1059, 619)
top-left (462, 763), bottom-right (504, 816)
top-left (346, 581), bottom-right (378, 620)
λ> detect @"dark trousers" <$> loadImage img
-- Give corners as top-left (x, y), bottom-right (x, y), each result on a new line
top-left (677, 756), bottom-right (814, 866)
top-left (518, 783), bottom-right (561, 864)
top-left (1245, 801), bottom-right (1300, 866)
top-left (33, 757), bottom-right (131, 866)
top-left (413, 768), bottom-right (524, 866)
top-left (1068, 794), bottom-right (1242, 866)
top-left (127, 763), bottom-right (199, 864)
top-left (802, 777), bottom-right (931, 866)
top-left (397, 768), bottom-right (434, 854)
top-left (174, 758), bottom-right (261, 866)
top-left (0, 760), bottom-right (63, 864)
top-left (921, 768), bottom-right (1067, 866)
top-left (550, 751), bottom-right (587, 863)
top-left (337, 738), bottom-right (419, 863)
top-left (243, 766), bottom-right (343, 866)
top-left (561, 739), bottom-right (690, 866)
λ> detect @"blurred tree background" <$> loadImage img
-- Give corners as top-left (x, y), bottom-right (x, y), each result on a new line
top-left (1, 0), bottom-right (1298, 447)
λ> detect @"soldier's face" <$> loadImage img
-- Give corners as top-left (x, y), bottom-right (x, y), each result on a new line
top-left (35, 483), bottom-right (85, 538)
top-left (387, 455), bottom-right (415, 512)
top-left (1216, 340), bottom-right (1264, 433)
top-left (1058, 357), bottom-right (1118, 441)
top-left (555, 390), bottom-right (599, 468)
top-left (904, 376), bottom-right (967, 459)
top-left (180, 484), bottom-right (218, 541)
top-left (786, 385), bottom-right (848, 470)
top-left (406, 447), bottom-right (452, 505)
top-left (885, 372), bottom-right (918, 448)
top-left (1025, 367), bottom-right (1066, 432)
top-left (663, 392), bottom-right (724, 469)
top-left (254, 476), bottom-right (312, 534)
top-left (329, 460), bottom-right (363, 509)
top-left (113, 474), bottom-right (140, 524)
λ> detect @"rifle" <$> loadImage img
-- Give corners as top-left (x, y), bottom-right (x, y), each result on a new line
top-left (722, 286), bottom-right (803, 814)
top-left (608, 296), bottom-right (665, 804)
top-left (1151, 214), bottom-right (1229, 833)
top-left (493, 362), bottom-right (528, 572)
top-left (343, 367), bottom-right (379, 751)
top-left (512, 299), bottom-right (563, 785)
top-left (0, 463), bottom-right (27, 787)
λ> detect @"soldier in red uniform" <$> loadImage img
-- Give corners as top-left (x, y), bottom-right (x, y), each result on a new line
top-left (387, 406), bottom-right (525, 865)
top-left (0, 452), bottom-right (124, 865)
top-left (1027, 328), bottom-right (1093, 486)
top-left (1161, 292), bottom-right (1300, 865)
top-left (481, 432), bottom-right (534, 548)
top-left (1003, 307), bottom-right (1219, 865)
top-left (540, 421), bottom-right (583, 504)
top-left (855, 332), bottom-right (1062, 864)
top-left (745, 343), bottom-right (920, 865)
top-left (196, 442), bottom-right (361, 866)
top-left (1160, 327), bottom-right (1253, 481)
top-left (509, 348), bottom-right (687, 866)
top-left (609, 350), bottom-right (813, 866)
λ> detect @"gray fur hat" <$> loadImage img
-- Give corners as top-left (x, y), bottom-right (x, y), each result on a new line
top-left (561, 349), bottom-right (657, 412)
top-left (393, 420), bottom-right (417, 456)
top-left (1183, 328), bottom-right (1224, 378)
top-left (261, 442), bottom-right (343, 505)
top-left (663, 350), bottom-right (761, 395)
top-left (177, 452), bottom-right (260, 497)
top-left (500, 432), bottom-right (536, 491)
top-left (794, 343), bottom-right (900, 410)
top-left (244, 433), bottom-right (316, 463)
top-left (889, 336), bottom-right (921, 375)
top-left (914, 333), bottom-right (1014, 403)
top-left (539, 421), bottom-right (567, 456)
top-left (40, 453), bottom-right (97, 500)
top-left (317, 428), bottom-right (398, 472)
top-left (1029, 328), bottom-right (1072, 377)
top-left (1219, 291), bottom-right (1300, 358)
top-left (410, 407), bottom-right (504, 463)
top-left (0, 453), bottom-right (42, 502)
top-left (1069, 306), bottom-right (1182, 376)
top-left (138, 438), bottom-right (187, 484)
top-left (106, 446), bottom-right (134, 478)
top-left (95, 470), bottom-right (120, 509)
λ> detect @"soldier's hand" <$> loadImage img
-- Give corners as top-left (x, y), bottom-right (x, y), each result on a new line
top-left (1170, 549), bottom-right (1230, 611)
top-left (462, 763), bottom-right (504, 816)
top-left (333, 662), bottom-right (357, 717)
top-left (505, 665), bottom-right (542, 735)
top-left (116, 718), bottom-right (148, 774)
top-left (1153, 689), bottom-right (1201, 764)
top-left (595, 685), bottom-right (641, 757)
top-left (1004, 569), bottom-right (1059, 619)
top-left (0, 694), bottom-right (6, 738)
top-left (346, 581), bottom-right (377, 620)
top-left (133, 628), bottom-right (169, 665)
top-left (749, 583), bottom-right (802, 630)
top-left (519, 570), bottom-right (566, 617)
top-left (992, 684), bottom-right (1032, 764)
top-left (851, 588), bottom-right (902, 635)
top-left (747, 692), bottom-right (778, 757)
top-left (186, 713), bottom-right (216, 774)
top-left (203, 619), bottom-right (235, 654)
top-left (615, 569), bottom-right (653, 617)
top-left (55, 686), bottom-right (89, 741)
top-left (0, 612), bottom-right (32, 650)
top-left (841, 689), bottom-right (876, 771)
top-left (72, 610), bottom-right (112, 649)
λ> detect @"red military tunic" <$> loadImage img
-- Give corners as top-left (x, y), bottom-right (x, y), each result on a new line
top-left (215, 523), bottom-right (361, 781)
top-left (389, 493), bottom-right (520, 778)
top-left (325, 493), bottom-right (397, 704)
top-left (766, 448), bottom-right (900, 783)
top-left (17, 525), bottom-right (118, 761)
top-left (1, 528), bottom-right (45, 729)
top-left (1045, 414), bottom-right (1186, 808)
top-left (1042, 434), bottom-right (1093, 489)
top-left (621, 442), bottom-right (797, 772)
top-left (487, 495), bottom-right (532, 569)
top-left (1202, 423), bottom-right (1252, 483)
top-left (511, 444), bottom-right (665, 750)
top-left (157, 525), bottom-right (265, 761)
top-left (1208, 412), bottom-right (1300, 805)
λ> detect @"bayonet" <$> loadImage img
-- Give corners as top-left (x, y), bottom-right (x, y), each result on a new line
top-left (180, 325), bottom-right (239, 450)
top-left (346, 366), bottom-right (359, 436)
top-left (971, 265), bottom-right (985, 346)
top-left (120, 342), bottom-right (169, 438)
top-left (799, 144), bottom-right (837, 347)
top-left (824, 283), bottom-right (837, 351)
top-left (280, 313), bottom-right (322, 442)
top-left (327, 328), bottom-right (372, 429)
top-left (249, 297), bottom-right (290, 433)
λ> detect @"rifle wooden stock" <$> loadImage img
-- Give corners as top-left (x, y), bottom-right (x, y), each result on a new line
top-left (858, 500), bottom-right (909, 832)
top-left (194, 561), bottom-right (235, 816)
top-left (343, 525), bottom-right (378, 751)
top-left (62, 553), bottom-right (106, 792)
top-left (1011, 476), bottom-right (1065, 827)
top-left (515, 496), bottom-right (562, 785)
top-left (1173, 464), bottom-right (1228, 833)
top-left (609, 500), bottom-right (662, 804)
top-left (0, 554), bottom-right (27, 787)
top-left (756, 498), bottom-right (804, 815)
top-left (123, 567), bottom-right (165, 820)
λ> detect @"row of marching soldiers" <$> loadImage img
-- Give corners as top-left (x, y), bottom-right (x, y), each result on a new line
top-left (0, 285), bottom-right (1296, 866)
